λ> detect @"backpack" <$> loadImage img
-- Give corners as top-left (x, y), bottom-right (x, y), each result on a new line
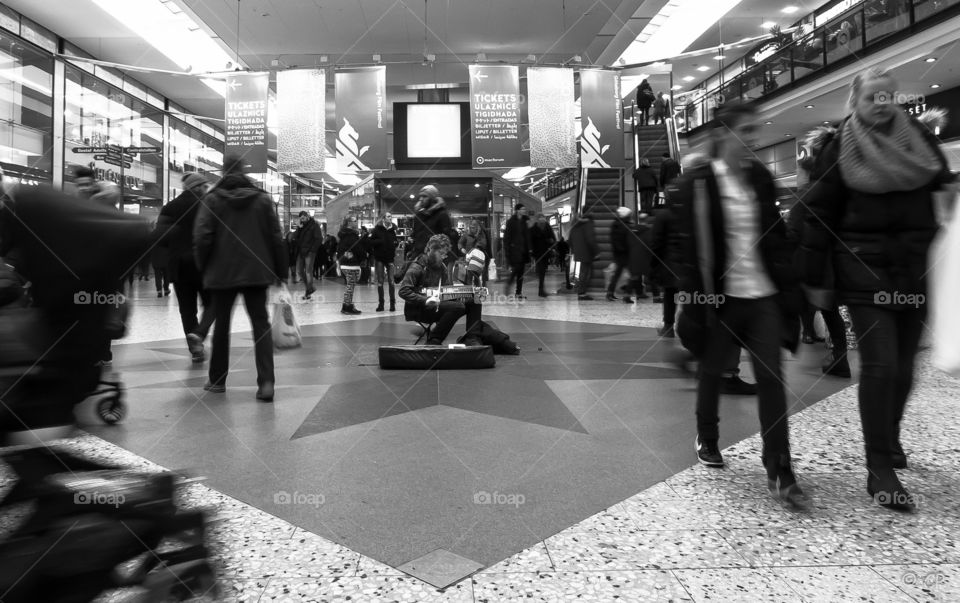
top-left (459, 320), bottom-right (520, 355)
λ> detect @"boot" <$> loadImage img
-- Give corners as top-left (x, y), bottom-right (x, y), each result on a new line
top-left (866, 454), bottom-right (915, 512)
top-left (891, 425), bottom-right (907, 469)
top-left (764, 453), bottom-right (809, 510)
top-left (376, 286), bottom-right (385, 312)
top-left (341, 303), bottom-right (362, 315)
top-left (389, 294), bottom-right (396, 312)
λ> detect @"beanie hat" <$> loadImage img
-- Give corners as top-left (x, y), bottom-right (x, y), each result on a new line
top-left (418, 185), bottom-right (440, 199)
top-left (182, 172), bottom-right (207, 191)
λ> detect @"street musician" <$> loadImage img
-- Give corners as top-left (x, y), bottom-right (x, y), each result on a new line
top-left (399, 234), bottom-right (483, 346)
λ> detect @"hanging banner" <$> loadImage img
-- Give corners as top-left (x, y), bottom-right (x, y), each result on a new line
top-left (225, 72), bottom-right (269, 173)
top-left (527, 67), bottom-right (577, 168)
top-left (335, 66), bottom-right (387, 171)
top-left (277, 69), bottom-right (326, 173)
top-left (579, 69), bottom-right (623, 169)
top-left (468, 64), bottom-right (527, 168)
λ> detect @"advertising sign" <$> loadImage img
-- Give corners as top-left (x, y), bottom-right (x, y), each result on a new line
top-left (225, 72), bottom-right (269, 172)
top-left (527, 67), bottom-right (577, 168)
top-left (579, 69), bottom-right (623, 168)
top-left (468, 65), bottom-right (527, 168)
top-left (277, 69), bottom-right (326, 173)
top-left (335, 66), bottom-right (387, 171)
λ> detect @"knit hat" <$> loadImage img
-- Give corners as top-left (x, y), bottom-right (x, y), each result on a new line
top-left (418, 185), bottom-right (440, 199)
top-left (182, 172), bottom-right (207, 191)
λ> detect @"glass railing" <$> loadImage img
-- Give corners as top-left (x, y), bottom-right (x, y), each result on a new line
top-left (676, 0), bottom-right (960, 134)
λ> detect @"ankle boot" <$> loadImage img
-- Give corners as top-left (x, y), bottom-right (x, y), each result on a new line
top-left (389, 297), bottom-right (396, 312)
top-left (342, 303), bottom-right (361, 315)
top-left (891, 425), bottom-right (907, 469)
top-left (764, 453), bottom-right (809, 510)
top-left (376, 286), bottom-right (385, 312)
top-left (866, 454), bottom-right (915, 512)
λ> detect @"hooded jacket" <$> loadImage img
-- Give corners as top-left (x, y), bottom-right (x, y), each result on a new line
top-left (193, 173), bottom-right (286, 290)
top-left (568, 215), bottom-right (597, 261)
top-left (798, 110), bottom-right (954, 307)
top-left (296, 217), bottom-right (322, 254)
top-left (370, 222), bottom-right (399, 263)
top-left (411, 197), bottom-right (454, 257)
top-left (337, 226), bottom-right (366, 266)
top-left (156, 186), bottom-right (205, 281)
top-left (610, 211), bottom-right (632, 260)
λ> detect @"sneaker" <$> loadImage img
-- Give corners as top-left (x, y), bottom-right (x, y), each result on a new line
top-left (203, 382), bottom-right (225, 393)
top-left (720, 376), bottom-right (757, 396)
top-left (186, 333), bottom-right (205, 363)
top-left (695, 435), bottom-right (724, 467)
top-left (94, 359), bottom-right (112, 368)
top-left (605, 293), bottom-right (618, 301)
top-left (657, 324), bottom-right (675, 338)
top-left (622, 296), bottom-right (634, 304)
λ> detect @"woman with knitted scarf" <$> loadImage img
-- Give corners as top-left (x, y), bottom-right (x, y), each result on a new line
top-left (800, 67), bottom-right (958, 512)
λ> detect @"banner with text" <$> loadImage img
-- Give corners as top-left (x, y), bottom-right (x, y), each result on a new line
top-left (278, 69), bottom-right (326, 173)
top-left (527, 67), bottom-right (577, 168)
top-left (335, 66), bottom-right (387, 171)
top-left (468, 65), bottom-right (527, 168)
top-left (225, 72), bottom-right (269, 172)
top-left (579, 69), bottom-right (622, 169)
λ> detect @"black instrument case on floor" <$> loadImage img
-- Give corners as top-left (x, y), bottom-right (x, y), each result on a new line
top-left (378, 345), bottom-right (496, 370)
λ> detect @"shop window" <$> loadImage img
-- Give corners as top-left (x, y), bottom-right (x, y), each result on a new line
top-left (864, 0), bottom-right (911, 44)
top-left (168, 117), bottom-right (223, 198)
top-left (914, 0), bottom-right (960, 22)
top-left (0, 30), bottom-right (54, 184)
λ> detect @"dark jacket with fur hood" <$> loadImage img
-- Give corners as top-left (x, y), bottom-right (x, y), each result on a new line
top-left (411, 197), bottom-right (454, 257)
top-left (798, 110), bottom-right (954, 307)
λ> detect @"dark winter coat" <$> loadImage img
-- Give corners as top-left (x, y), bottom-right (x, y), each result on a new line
top-left (529, 223), bottom-right (556, 261)
top-left (668, 155), bottom-right (801, 352)
top-left (296, 218), bottom-right (322, 255)
top-left (633, 166), bottom-right (659, 191)
top-left (799, 116), bottom-right (954, 308)
top-left (503, 214), bottom-right (532, 265)
top-left (568, 216), bottom-right (597, 261)
top-left (411, 197), bottom-right (455, 257)
top-left (156, 188), bottom-right (205, 281)
top-left (650, 206), bottom-right (678, 288)
top-left (337, 226), bottom-right (366, 265)
top-left (193, 174), bottom-right (286, 290)
top-left (370, 222), bottom-right (399, 263)
top-left (636, 82), bottom-right (655, 110)
top-left (610, 218), bottom-right (631, 260)
top-left (659, 157), bottom-right (682, 187)
top-left (627, 219), bottom-right (653, 278)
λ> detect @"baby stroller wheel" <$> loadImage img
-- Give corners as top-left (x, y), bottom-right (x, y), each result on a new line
top-left (97, 392), bottom-right (125, 424)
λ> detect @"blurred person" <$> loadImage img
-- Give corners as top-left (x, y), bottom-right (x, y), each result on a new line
top-left (568, 213), bottom-right (597, 300)
top-left (799, 68), bottom-right (958, 511)
top-left (358, 225), bottom-right (372, 284)
top-left (555, 235), bottom-right (571, 290)
top-left (370, 212), bottom-right (399, 312)
top-left (502, 203), bottom-right (531, 298)
top-left (670, 102), bottom-right (807, 508)
top-left (530, 213), bottom-right (557, 297)
top-left (400, 234), bottom-right (482, 345)
top-left (285, 221), bottom-right (299, 283)
top-left (636, 79), bottom-right (655, 126)
top-left (633, 158), bottom-right (659, 214)
top-left (295, 210), bottom-right (321, 300)
top-left (659, 151), bottom-right (682, 190)
top-left (411, 185), bottom-right (454, 258)
top-left (652, 91), bottom-right (670, 125)
top-left (151, 227), bottom-right (170, 298)
top-left (337, 215), bottom-right (364, 315)
top-left (155, 172), bottom-right (214, 363)
top-left (624, 212), bottom-right (653, 303)
top-left (323, 232), bottom-right (338, 277)
top-left (193, 155), bottom-right (286, 402)
top-left (606, 206), bottom-right (632, 301)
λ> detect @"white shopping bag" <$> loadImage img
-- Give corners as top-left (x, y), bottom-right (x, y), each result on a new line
top-left (929, 195), bottom-right (960, 377)
top-left (271, 284), bottom-right (302, 350)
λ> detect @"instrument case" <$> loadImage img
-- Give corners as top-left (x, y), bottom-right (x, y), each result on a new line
top-left (378, 344), bottom-right (495, 370)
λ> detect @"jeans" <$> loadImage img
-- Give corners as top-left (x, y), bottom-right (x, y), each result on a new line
top-left (506, 262), bottom-right (526, 295)
top-left (577, 261), bottom-right (593, 295)
top-left (416, 301), bottom-right (482, 343)
top-left (297, 252), bottom-right (316, 292)
top-left (639, 189), bottom-right (657, 214)
top-left (153, 266), bottom-right (169, 292)
top-left (535, 258), bottom-right (550, 293)
top-left (607, 257), bottom-right (628, 295)
top-left (696, 295), bottom-right (790, 461)
top-left (847, 304), bottom-right (926, 467)
top-left (341, 267), bottom-right (360, 304)
top-left (375, 261), bottom-right (396, 300)
top-left (208, 287), bottom-right (273, 387)
top-left (172, 259), bottom-right (214, 339)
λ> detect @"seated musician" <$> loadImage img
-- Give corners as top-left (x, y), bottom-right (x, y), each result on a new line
top-left (399, 234), bottom-right (483, 346)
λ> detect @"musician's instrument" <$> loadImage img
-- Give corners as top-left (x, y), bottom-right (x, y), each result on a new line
top-left (424, 285), bottom-right (488, 303)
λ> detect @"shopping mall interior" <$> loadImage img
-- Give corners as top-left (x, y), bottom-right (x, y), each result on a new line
top-left (1, 0), bottom-right (960, 601)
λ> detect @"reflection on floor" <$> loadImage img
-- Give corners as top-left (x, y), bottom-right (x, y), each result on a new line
top-left (3, 274), bottom-right (959, 601)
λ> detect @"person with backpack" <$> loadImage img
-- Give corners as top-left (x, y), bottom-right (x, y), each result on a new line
top-left (636, 79), bottom-right (655, 126)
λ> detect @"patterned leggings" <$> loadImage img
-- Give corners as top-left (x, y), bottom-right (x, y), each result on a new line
top-left (342, 267), bottom-right (360, 304)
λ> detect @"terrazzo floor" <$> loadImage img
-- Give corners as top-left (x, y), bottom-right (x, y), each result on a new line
top-left (2, 272), bottom-right (958, 602)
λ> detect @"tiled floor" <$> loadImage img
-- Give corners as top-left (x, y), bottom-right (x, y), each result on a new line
top-left (4, 273), bottom-right (960, 602)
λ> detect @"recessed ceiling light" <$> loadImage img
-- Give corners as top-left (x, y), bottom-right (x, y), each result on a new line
top-left (925, 57), bottom-right (937, 63)
top-left (683, 75), bottom-right (695, 82)
top-left (671, 85), bottom-right (683, 90)
top-left (761, 21), bottom-right (777, 29)
top-left (785, 134), bottom-right (792, 137)
top-left (714, 55), bottom-right (725, 60)
top-left (764, 121), bottom-right (773, 125)
top-left (804, 104), bottom-right (815, 108)
top-left (697, 65), bottom-right (710, 72)
top-left (474, 183), bottom-right (480, 187)
top-left (930, 83), bottom-right (941, 88)
top-left (823, 121), bottom-right (831, 124)
top-left (782, 6), bottom-right (799, 14)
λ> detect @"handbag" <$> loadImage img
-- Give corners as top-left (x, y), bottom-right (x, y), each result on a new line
top-left (929, 194), bottom-right (960, 376)
top-left (271, 284), bottom-right (302, 350)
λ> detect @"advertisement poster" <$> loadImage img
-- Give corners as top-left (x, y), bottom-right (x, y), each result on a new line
top-left (278, 69), bottom-right (326, 173)
top-left (225, 72), bottom-right (269, 173)
top-left (579, 69), bottom-right (622, 168)
top-left (527, 67), bottom-right (577, 168)
top-left (468, 64), bottom-right (527, 168)
top-left (335, 66), bottom-right (387, 171)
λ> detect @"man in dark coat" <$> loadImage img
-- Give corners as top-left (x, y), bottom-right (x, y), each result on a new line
top-left (411, 185), bottom-right (455, 258)
top-left (606, 206), bottom-right (633, 301)
top-left (568, 213), bottom-right (597, 300)
top-left (555, 235), bottom-right (571, 290)
top-left (295, 210), bottom-right (321, 300)
top-left (502, 203), bottom-right (532, 298)
top-left (529, 213), bottom-right (557, 297)
top-left (623, 213), bottom-right (653, 303)
top-left (370, 212), bottom-right (399, 311)
top-left (156, 172), bottom-right (215, 362)
top-left (632, 159), bottom-right (659, 214)
top-left (193, 155), bottom-right (286, 402)
top-left (659, 152), bottom-right (682, 189)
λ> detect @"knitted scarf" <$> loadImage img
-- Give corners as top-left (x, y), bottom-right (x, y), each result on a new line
top-left (839, 110), bottom-right (942, 194)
